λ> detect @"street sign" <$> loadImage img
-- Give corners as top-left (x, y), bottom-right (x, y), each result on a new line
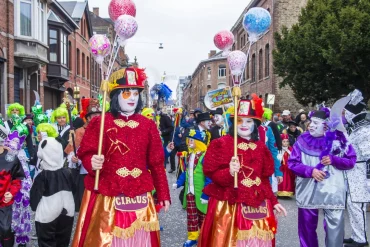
top-left (204, 87), bottom-right (233, 110)
top-left (267, 94), bottom-right (275, 105)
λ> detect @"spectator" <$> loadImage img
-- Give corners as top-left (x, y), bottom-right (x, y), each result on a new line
top-left (158, 108), bottom-right (174, 148)
top-left (281, 110), bottom-right (292, 129)
top-left (283, 121), bottom-right (303, 146)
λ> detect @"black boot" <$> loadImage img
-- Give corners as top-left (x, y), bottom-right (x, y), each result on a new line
top-left (1, 234), bottom-right (14, 247)
top-left (344, 241), bottom-right (369, 247)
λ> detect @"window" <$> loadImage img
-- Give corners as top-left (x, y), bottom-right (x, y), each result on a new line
top-left (218, 65), bottom-right (226, 78)
top-left (82, 53), bottom-right (85, 78)
top-left (49, 29), bottom-right (58, 62)
top-left (240, 36), bottom-right (244, 48)
top-left (218, 82), bottom-right (226, 89)
top-left (87, 56), bottom-right (90, 80)
top-left (207, 67), bottom-right (211, 80)
top-left (259, 49), bottom-right (263, 80)
top-left (246, 60), bottom-right (250, 79)
top-left (251, 54), bottom-right (256, 82)
top-left (69, 41), bottom-right (72, 69)
top-left (60, 32), bottom-right (67, 66)
top-left (77, 49), bottom-right (80, 75)
top-left (20, 0), bottom-right (32, 36)
top-left (265, 44), bottom-right (270, 77)
top-left (37, 0), bottom-right (45, 42)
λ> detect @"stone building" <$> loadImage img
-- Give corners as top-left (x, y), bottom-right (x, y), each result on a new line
top-left (182, 50), bottom-right (229, 112)
top-left (230, 0), bottom-right (307, 113)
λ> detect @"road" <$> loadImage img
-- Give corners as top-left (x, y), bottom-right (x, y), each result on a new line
top-left (29, 172), bottom-right (369, 246)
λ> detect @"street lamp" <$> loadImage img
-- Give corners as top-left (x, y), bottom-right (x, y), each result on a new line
top-left (74, 86), bottom-right (80, 112)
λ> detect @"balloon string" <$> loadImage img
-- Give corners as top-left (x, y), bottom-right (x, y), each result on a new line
top-left (107, 43), bottom-right (121, 78)
top-left (107, 35), bottom-right (118, 74)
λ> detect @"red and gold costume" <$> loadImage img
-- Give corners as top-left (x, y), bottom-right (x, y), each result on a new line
top-left (72, 67), bottom-right (170, 247)
top-left (199, 98), bottom-right (279, 247)
top-left (277, 134), bottom-right (295, 197)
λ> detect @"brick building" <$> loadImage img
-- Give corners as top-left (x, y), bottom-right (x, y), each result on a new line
top-left (182, 50), bottom-right (229, 112)
top-left (230, 0), bottom-right (308, 112)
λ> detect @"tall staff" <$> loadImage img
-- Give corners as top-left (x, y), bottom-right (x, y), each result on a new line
top-left (63, 92), bottom-right (77, 157)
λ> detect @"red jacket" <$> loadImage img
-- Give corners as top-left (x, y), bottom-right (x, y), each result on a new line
top-left (203, 135), bottom-right (278, 207)
top-left (78, 113), bottom-right (170, 202)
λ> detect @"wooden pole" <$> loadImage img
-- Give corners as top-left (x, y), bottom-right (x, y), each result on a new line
top-left (232, 86), bottom-right (241, 189)
top-left (94, 80), bottom-right (108, 191)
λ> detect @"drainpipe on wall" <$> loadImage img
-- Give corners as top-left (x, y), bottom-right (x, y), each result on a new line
top-left (3, 48), bottom-right (8, 116)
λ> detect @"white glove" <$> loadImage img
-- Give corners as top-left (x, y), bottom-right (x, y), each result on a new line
top-left (277, 151), bottom-right (283, 161)
top-left (172, 183), bottom-right (178, 190)
top-left (40, 132), bottom-right (48, 140)
top-left (200, 198), bottom-right (208, 204)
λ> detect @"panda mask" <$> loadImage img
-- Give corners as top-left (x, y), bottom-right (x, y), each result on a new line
top-left (37, 137), bottom-right (64, 171)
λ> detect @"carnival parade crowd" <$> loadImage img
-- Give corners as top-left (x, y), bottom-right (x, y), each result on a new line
top-left (0, 67), bottom-right (369, 247)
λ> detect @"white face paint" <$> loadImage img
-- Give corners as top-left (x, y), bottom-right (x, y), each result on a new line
top-left (308, 117), bottom-right (326, 137)
top-left (214, 114), bottom-right (224, 126)
top-left (118, 89), bottom-right (139, 116)
top-left (237, 117), bottom-right (255, 140)
top-left (202, 120), bottom-right (211, 130)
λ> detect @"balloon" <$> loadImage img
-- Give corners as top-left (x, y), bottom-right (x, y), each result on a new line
top-left (88, 34), bottom-right (111, 65)
top-left (115, 15), bottom-right (138, 46)
top-left (214, 30), bottom-right (234, 56)
top-left (243, 7), bottom-right (271, 42)
top-left (109, 0), bottom-right (136, 21)
top-left (227, 50), bottom-right (248, 76)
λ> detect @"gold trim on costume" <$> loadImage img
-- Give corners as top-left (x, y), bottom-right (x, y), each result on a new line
top-left (106, 128), bottom-right (130, 160)
top-left (114, 119), bottom-right (139, 129)
top-left (277, 191), bottom-right (294, 197)
top-left (237, 142), bottom-right (257, 151)
top-left (116, 167), bottom-right (142, 178)
top-left (241, 177), bottom-right (261, 188)
top-left (237, 225), bottom-right (274, 241)
top-left (113, 219), bottom-right (160, 240)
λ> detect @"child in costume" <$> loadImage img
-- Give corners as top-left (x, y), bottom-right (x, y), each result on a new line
top-left (50, 107), bottom-right (70, 150)
top-left (0, 126), bottom-right (25, 247)
top-left (199, 99), bottom-right (287, 247)
top-left (30, 137), bottom-right (75, 247)
top-left (277, 133), bottom-right (295, 197)
top-left (174, 129), bottom-right (210, 247)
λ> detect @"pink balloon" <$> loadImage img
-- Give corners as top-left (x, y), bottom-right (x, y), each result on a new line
top-left (115, 15), bottom-right (138, 44)
top-left (227, 50), bottom-right (248, 76)
top-left (214, 30), bottom-right (234, 51)
top-left (88, 34), bottom-right (111, 64)
top-left (109, 0), bottom-right (136, 22)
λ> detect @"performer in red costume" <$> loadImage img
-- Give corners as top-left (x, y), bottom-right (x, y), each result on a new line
top-left (198, 99), bottom-right (287, 247)
top-left (277, 133), bottom-right (295, 197)
top-left (72, 67), bottom-right (171, 247)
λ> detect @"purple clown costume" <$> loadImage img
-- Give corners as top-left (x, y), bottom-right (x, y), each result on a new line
top-left (288, 107), bottom-right (357, 247)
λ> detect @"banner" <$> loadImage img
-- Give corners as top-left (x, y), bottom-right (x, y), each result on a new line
top-left (204, 87), bottom-right (233, 110)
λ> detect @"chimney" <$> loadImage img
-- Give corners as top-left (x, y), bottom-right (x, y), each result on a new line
top-left (93, 7), bottom-right (99, 16)
top-left (208, 50), bottom-right (217, 58)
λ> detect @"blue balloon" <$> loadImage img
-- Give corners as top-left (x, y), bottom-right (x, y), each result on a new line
top-left (243, 7), bottom-right (271, 42)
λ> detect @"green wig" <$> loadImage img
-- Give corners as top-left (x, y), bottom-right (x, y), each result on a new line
top-left (7, 103), bottom-right (25, 118)
top-left (51, 107), bottom-right (69, 123)
top-left (263, 108), bottom-right (273, 121)
top-left (36, 123), bottom-right (59, 138)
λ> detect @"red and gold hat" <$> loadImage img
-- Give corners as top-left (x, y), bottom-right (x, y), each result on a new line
top-left (108, 67), bottom-right (147, 93)
top-left (281, 133), bottom-right (289, 140)
top-left (231, 94), bottom-right (264, 121)
top-left (80, 98), bottom-right (102, 120)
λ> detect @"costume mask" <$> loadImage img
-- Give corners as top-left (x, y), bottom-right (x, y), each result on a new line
top-left (308, 117), bottom-right (326, 137)
top-left (237, 117), bottom-right (254, 140)
top-left (214, 114), bottom-right (224, 126)
top-left (118, 89), bottom-right (139, 116)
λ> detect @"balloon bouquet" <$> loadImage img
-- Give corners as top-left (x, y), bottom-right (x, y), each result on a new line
top-left (88, 0), bottom-right (139, 190)
top-left (213, 7), bottom-right (272, 188)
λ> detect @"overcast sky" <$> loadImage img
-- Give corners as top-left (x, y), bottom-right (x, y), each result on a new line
top-left (70, 0), bottom-right (251, 95)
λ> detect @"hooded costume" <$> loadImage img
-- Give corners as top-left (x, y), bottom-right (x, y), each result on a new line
top-left (30, 137), bottom-right (75, 247)
top-left (343, 90), bottom-right (370, 247)
top-left (288, 103), bottom-right (357, 247)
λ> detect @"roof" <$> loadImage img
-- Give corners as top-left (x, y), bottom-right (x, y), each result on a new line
top-left (59, 1), bottom-right (86, 20)
top-left (230, 0), bottom-right (259, 32)
top-left (191, 51), bottom-right (226, 78)
top-left (50, 0), bottom-right (79, 29)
